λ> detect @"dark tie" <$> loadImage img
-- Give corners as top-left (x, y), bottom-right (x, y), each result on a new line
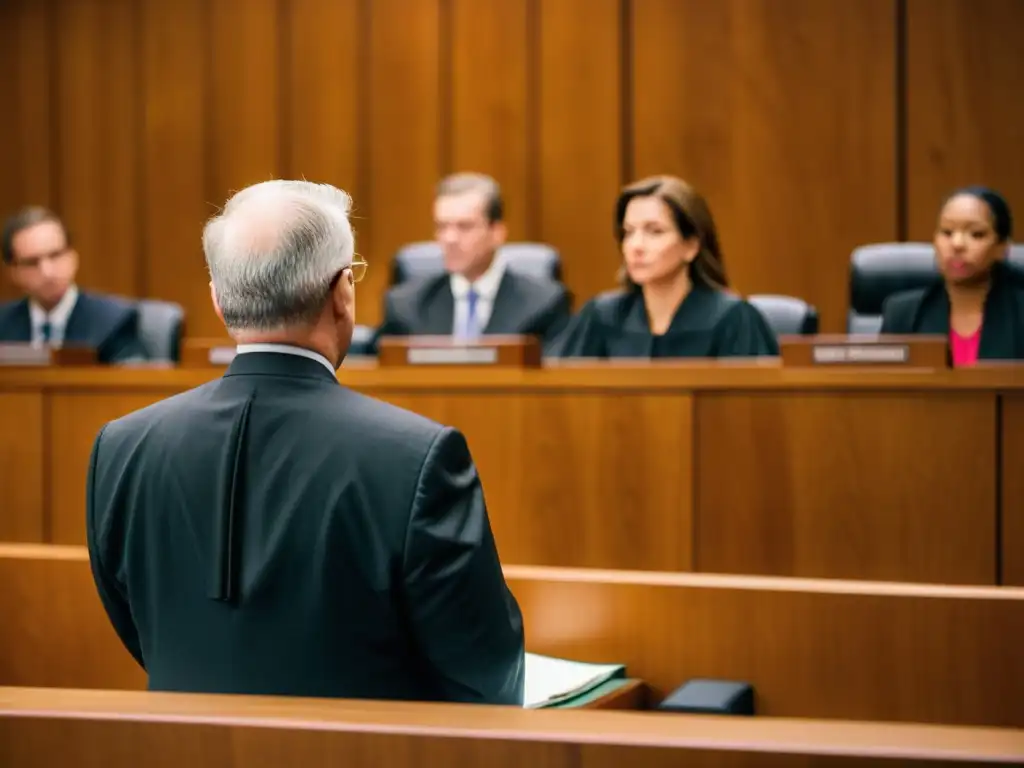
top-left (40, 321), bottom-right (52, 344)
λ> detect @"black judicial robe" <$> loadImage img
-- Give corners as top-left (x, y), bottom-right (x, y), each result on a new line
top-left (86, 350), bottom-right (525, 704)
top-left (551, 286), bottom-right (780, 359)
top-left (880, 260), bottom-right (1024, 361)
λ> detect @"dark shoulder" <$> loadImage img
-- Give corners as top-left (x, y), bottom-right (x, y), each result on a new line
top-left (385, 273), bottom-right (447, 306)
top-left (78, 291), bottom-right (137, 325)
top-left (502, 271), bottom-right (566, 304)
top-left (702, 288), bottom-right (750, 324)
top-left (880, 287), bottom-right (929, 332)
top-left (0, 298), bottom-right (26, 322)
top-left (583, 289), bottom-right (636, 324)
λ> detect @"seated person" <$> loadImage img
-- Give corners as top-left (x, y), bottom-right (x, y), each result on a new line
top-left (550, 175), bottom-right (779, 358)
top-left (374, 173), bottom-right (570, 349)
top-left (881, 186), bottom-right (1023, 366)
top-left (0, 206), bottom-right (145, 363)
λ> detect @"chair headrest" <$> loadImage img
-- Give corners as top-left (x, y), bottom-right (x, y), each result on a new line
top-left (390, 242), bottom-right (562, 284)
top-left (849, 243), bottom-right (939, 315)
top-left (748, 294), bottom-right (819, 335)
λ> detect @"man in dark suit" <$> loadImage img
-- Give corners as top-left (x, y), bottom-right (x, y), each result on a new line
top-left (0, 206), bottom-right (145, 363)
top-left (374, 173), bottom-right (570, 350)
top-left (86, 180), bottom-right (526, 704)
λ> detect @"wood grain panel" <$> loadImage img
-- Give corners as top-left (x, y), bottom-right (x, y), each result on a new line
top-left (0, 393), bottom-right (44, 542)
top-left (695, 392), bottom-right (997, 584)
top-left (140, 0), bottom-right (214, 333)
top-left (1001, 395), bottom-right (1024, 586)
top-left (48, 392), bottom-right (174, 544)
top-left (450, 0), bottom-right (531, 241)
top-left (632, 0), bottom-right (897, 332)
top-left (3, 548), bottom-right (1023, 729)
top-left (380, 392), bottom-right (693, 571)
top-left (53, 0), bottom-right (141, 297)
top-left (0, 0), bottom-right (53, 300)
top-left (538, 0), bottom-right (622, 305)
top-left (284, 0), bottom-right (361, 193)
top-left (365, 0), bottom-right (442, 325)
top-left (905, 0), bottom-right (1024, 240)
top-left (207, 0), bottom-right (282, 208)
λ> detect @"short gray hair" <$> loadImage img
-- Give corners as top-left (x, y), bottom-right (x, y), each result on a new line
top-left (203, 180), bottom-right (355, 332)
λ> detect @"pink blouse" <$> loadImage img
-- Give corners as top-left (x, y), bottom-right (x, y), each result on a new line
top-left (950, 327), bottom-right (981, 367)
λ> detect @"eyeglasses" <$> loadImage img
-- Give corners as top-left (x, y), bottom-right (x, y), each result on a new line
top-left (348, 260), bottom-right (368, 283)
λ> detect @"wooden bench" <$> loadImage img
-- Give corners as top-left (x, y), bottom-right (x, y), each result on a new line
top-left (1, 544), bottom-right (1020, 726)
top-left (1, 687), bottom-right (1021, 767)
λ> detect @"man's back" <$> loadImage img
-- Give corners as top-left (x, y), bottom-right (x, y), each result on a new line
top-left (87, 351), bottom-right (525, 704)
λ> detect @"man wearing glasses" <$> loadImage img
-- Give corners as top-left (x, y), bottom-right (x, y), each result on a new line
top-left (85, 180), bottom-right (525, 705)
top-left (0, 207), bottom-right (145, 362)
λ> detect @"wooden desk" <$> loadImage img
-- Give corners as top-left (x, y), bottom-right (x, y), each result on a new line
top-left (2, 544), bottom-right (1021, 727)
top-left (2, 363), bottom-right (1023, 584)
top-left (1, 687), bottom-right (1022, 767)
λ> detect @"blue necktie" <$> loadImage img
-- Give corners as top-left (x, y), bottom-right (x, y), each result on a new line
top-left (463, 288), bottom-right (480, 339)
top-left (40, 321), bottom-right (52, 345)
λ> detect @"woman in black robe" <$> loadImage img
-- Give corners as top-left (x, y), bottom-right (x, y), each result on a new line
top-left (550, 175), bottom-right (779, 359)
top-left (881, 186), bottom-right (1024, 366)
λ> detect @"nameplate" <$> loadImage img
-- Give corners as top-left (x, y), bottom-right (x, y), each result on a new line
top-left (180, 339), bottom-right (237, 367)
top-left (811, 344), bottom-right (909, 364)
top-left (0, 344), bottom-right (97, 366)
top-left (407, 347), bottom-right (499, 365)
top-left (780, 335), bottom-right (948, 368)
top-left (379, 335), bottom-right (541, 368)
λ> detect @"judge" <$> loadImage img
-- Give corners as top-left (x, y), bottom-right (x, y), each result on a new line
top-left (550, 175), bottom-right (779, 359)
top-left (881, 186), bottom-right (1024, 365)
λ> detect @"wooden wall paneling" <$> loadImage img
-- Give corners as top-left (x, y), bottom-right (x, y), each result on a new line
top-left (0, 393), bottom-right (44, 542)
top-left (1000, 394), bottom-right (1024, 586)
top-left (631, 0), bottom-right (898, 332)
top-left (0, 0), bottom-right (54, 300)
top-left (53, 0), bottom-right (142, 298)
top-left (363, 0), bottom-right (443, 326)
top-left (450, 0), bottom-right (532, 242)
top-left (48, 392), bottom-right (175, 545)
top-left (284, 0), bottom-right (362, 202)
top-left (140, 0), bottom-right (214, 333)
top-left (905, 0), bottom-right (1024, 241)
top-left (207, 0), bottom-right (283, 217)
top-left (379, 391), bottom-right (694, 571)
top-left (694, 391), bottom-right (997, 584)
top-left (537, 0), bottom-right (623, 306)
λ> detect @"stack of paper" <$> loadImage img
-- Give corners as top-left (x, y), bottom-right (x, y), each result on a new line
top-left (523, 652), bottom-right (626, 709)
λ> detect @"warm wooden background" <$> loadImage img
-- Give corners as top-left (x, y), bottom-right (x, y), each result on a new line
top-left (0, 0), bottom-right (1021, 335)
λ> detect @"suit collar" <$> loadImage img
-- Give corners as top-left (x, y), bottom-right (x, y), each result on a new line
top-left (449, 256), bottom-right (505, 300)
top-left (224, 349), bottom-right (339, 384)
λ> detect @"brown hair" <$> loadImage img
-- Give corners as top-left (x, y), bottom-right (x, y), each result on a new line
top-left (614, 175), bottom-right (728, 290)
top-left (436, 172), bottom-right (504, 224)
top-left (2, 206), bottom-right (70, 265)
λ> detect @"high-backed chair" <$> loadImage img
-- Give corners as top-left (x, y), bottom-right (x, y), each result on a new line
top-left (389, 242), bottom-right (562, 285)
top-left (135, 299), bottom-right (184, 362)
top-left (348, 324), bottom-right (375, 356)
top-left (847, 244), bottom-right (940, 335)
top-left (748, 294), bottom-right (819, 336)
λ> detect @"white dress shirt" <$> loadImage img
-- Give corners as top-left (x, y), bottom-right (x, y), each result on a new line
top-left (449, 257), bottom-right (506, 338)
top-left (234, 343), bottom-right (336, 375)
top-left (29, 285), bottom-right (79, 347)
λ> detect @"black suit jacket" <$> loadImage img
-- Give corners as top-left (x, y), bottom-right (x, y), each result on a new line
top-left (880, 260), bottom-right (1024, 361)
top-left (86, 351), bottom-right (525, 704)
top-left (374, 271), bottom-right (571, 352)
top-left (0, 291), bottom-right (145, 363)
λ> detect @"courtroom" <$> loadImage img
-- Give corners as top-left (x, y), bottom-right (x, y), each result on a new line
top-left (1, 1), bottom-right (1023, 766)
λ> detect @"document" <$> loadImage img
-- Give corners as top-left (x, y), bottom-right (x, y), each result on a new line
top-left (523, 652), bottom-right (626, 708)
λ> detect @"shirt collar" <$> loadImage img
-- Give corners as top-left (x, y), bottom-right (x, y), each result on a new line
top-left (29, 284), bottom-right (79, 328)
top-left (234, 343), bottom-right (336, 375)
top-left (450, 255), bottom-right (506, 300)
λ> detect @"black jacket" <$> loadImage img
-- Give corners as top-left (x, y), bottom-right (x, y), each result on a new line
top-left (86, 350), bottom-right (525, 704)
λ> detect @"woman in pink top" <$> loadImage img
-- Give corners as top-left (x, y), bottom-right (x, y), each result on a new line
top-left (880, 187), bottom-right (1023, 366)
